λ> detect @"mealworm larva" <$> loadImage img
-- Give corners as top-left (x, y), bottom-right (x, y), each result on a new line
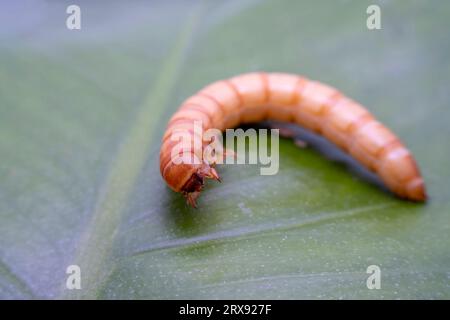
top-left (160, 72), bottom-right (427, 207)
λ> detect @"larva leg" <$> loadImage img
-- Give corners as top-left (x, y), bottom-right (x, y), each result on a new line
top-left (160, 72), bottom-right (427, 206)
top-left (184, 191), bottom-right (200, 208)
top-left (178, 163), bottom-right (221, 207)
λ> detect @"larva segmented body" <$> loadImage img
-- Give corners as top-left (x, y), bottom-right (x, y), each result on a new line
top-left (160, 72), bottom-right (426, 207)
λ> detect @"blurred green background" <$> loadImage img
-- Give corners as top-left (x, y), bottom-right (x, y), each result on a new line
top-left (0, 0), bottom-right (449, 299)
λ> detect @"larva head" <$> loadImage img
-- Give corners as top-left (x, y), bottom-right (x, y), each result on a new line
top-left (182, 170), bottom-right (206, 194)
top-left (163, 162), bottom-right (200, 192)
top-left (161, 151), bottom-right (205, 192)
top-left (181, 164), bottom-right (220, 193)
top-left (181, 164), bottom-right (221, 208)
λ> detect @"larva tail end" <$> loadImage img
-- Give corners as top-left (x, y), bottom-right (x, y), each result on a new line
top-left (405, 177), bottom-right (427, 202)
top-left (181, 164), bottom-right (221, 208)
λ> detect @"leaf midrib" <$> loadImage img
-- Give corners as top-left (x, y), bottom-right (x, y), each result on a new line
top-left (60, 4), bottom-right (204, 299)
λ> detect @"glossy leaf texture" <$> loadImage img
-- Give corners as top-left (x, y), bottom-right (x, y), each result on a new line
top-left (0, 0), bottom-right (449, 299)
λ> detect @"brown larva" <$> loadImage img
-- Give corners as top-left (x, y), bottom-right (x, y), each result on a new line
top-left (159, 72), bottom-right (427, 207)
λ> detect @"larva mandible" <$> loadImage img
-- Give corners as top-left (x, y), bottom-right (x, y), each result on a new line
top-left (159, 72), bottom-right (427, 207)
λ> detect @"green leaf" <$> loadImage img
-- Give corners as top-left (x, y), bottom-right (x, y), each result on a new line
top-left (0, 0), bottom-right (449, 299)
